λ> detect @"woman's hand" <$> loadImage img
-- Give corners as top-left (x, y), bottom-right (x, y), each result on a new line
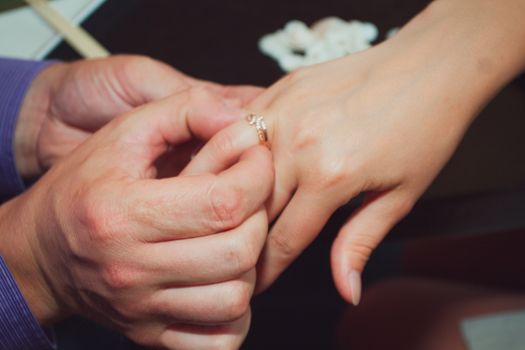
top-left (14, 55), bottom-right (262, 179)
top-left (184, 0), bottom-right (525, 304)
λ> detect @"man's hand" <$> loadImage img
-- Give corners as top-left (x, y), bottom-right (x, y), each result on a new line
top-left (14, 55), bottom-right (263, 178)
top-left (1, 88), bottom-right (273, 349)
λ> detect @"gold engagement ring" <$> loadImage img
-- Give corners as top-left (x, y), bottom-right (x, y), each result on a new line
top-left (246, 113), bottom-right (270, 149)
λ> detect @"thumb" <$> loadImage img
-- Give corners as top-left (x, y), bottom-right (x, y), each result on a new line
top-left (112, 55), bottom-right (193, 104)
top-left (330, 191), bottom-right (414, 305)
top-left (191, 81), bottom-right (265, 107)
top-left (110, 87), bottom-right (243, 175)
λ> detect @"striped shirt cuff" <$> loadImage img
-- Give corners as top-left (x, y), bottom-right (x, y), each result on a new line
top-left (0, 256), bottom-right (54, 350)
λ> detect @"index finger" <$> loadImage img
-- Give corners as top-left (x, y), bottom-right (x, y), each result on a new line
top-left (183, 116), bottom-right (298, 222)
top-left (127, 146), bottom-right (274, 242)
top-left (181, 120), bottom-right (259, 176)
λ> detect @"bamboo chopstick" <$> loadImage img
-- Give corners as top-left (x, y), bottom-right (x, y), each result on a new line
top-left (24, 0), bottom-right (110, 58)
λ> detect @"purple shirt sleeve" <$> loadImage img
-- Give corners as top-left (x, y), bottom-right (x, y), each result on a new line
top-left (0, 58), bottom-right (53, 201)
top-left (0, 58), bottom-right (55, 350)
top-left (0, 257), bottom-right (53, 350)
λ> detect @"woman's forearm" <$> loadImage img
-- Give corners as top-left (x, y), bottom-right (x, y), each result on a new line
top-left (378, 0), bottom-right (525, 125)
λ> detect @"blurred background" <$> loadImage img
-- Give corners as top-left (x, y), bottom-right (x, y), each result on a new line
top-left (1, 0), bottom-right (525, 349)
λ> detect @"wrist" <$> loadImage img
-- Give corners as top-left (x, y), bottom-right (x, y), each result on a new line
top-left (369, 0), bottom-right (525, 124)
top-left (409, 0), bottom-right (525, 82)
top-left (0, 192), bottom-right (65, 325)
top-left (14, 63), bottom-right (66, 179)
top-left (429, 0), bottom-right (525, 78)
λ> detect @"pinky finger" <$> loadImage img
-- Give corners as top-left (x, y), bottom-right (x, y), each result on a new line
top-left (330, 190), bottom-right (414, 305)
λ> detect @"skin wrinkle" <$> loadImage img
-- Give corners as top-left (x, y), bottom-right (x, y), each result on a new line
top-left (183, 0), bottom-right (525, 304)
top-left (114, 58), bottom-right (151, 106)
top-left (1, 53), bottom-right (276, 349)
top-left (4, 0), bottom-right (525, 345)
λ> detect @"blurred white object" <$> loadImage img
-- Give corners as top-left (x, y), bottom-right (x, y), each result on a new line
top-left (386, 27), bottom-right (400, 39)
top-left (0, 0), bottom-right (106, 59)
top-left (25, 0), bottom-right (109, 58)
top-left (285, 20), bottom-right (316, 50)
top-left (259, 17), bottom-right (379, 72)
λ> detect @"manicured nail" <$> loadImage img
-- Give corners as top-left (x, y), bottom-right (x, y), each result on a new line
top-left (348, 270), bottom-right (362, 306)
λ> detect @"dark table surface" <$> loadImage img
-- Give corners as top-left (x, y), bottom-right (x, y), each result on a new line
top-left (47, 0), bottom-right (525, 349)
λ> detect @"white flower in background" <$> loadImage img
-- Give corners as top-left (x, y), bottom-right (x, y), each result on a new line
top-left (259, 17), bottom-right (380, 72)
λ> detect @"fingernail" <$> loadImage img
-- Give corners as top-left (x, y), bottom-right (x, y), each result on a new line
top-left (348, 270), bottom-right (362, 306)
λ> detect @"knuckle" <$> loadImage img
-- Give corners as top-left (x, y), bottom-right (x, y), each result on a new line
top-left (127, 54), bottom-right (155, 66)
top-left (224, 240), bottom-right (253, 276)
top-left (101, 264), bottom-right (137, 290)
top-left (210, 130), bottom-right (236, 159)
top-left (290, 121), bottom-right (319, 152)
top-left (118, 55), bottom-right (158, 86)
top-left (229, 230), bottom-right (262, 274)
top-left (72, 187), bottom-right (109, 239)
top-left (239, 249), bottom-right (258, 275)
top-left (392, 196), bottom-right (415, 219)
top-left (268, 232), bottom-right (295, 259)
top-left (122, 55), bottom-right (156, 75)
top-left (207, 182), bottom-right (244, 230)
top-left (127, 329), bottom-right (158, 348)
top-left (210, 336), bottom-right (240, 350)
top-left (314, 156), bottom-right (352, 189)
top-left (287, 108), bottom-right (333, 151)
top-left (221, 283), bottom-right (252, 322)
top-left (348, 239), bottom-right (376, 267)
top-left (72, 183), bottom-right (127, 243)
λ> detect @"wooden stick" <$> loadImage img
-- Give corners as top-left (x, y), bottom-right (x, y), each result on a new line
top-left (24, 0), bottom-right (110, 58)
